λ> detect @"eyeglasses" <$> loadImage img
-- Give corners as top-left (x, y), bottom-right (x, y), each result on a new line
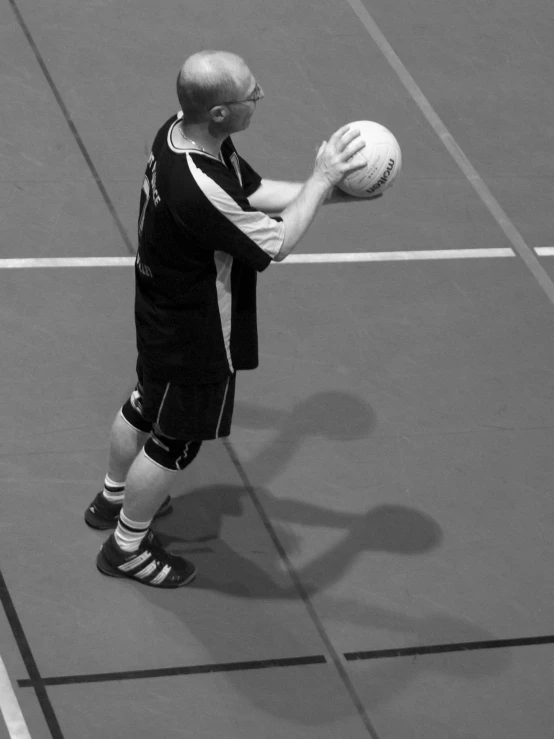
top-left (215, 83), bottom-right (264, 108)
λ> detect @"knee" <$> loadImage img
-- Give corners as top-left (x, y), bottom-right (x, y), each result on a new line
top-left (144, 432), bottom-right (202, 471)
top-left (120, 389), bottom-right (152, 434)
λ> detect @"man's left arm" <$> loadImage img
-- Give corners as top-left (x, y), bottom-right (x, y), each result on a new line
top-left (248, 179), bottom-right (381, 213)
top-left (247, 180), bottom-right (303, 214)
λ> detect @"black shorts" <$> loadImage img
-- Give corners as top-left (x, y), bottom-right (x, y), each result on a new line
top-left (133, 361), bottom-right (236, 441)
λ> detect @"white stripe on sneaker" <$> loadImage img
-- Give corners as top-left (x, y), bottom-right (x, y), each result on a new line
top-left (150, 565), bottom-right (172, 585)
top-left (118, 551), bottom-right (151, 572)
top-left (135, 562), bottom-right (159, 579)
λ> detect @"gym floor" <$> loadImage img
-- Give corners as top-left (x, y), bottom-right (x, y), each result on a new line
top-left (1, 0), bottom-right (553, 737)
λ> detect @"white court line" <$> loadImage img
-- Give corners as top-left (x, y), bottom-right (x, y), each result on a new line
top-left (0, 257), bottom-right (133, 269)
top-left (276, 248), bottom-right (515, 263)
top-left (344, 0), bottom-right (554, 306)
top-left (0, 656), bottom-right (32, 739)
top-left (0, 249), bottom-right (519, 269)
top-left (1, 247), bottom-right (553, 268)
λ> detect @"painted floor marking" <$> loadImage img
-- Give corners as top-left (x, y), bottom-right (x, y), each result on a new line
top-left (344, 0), bottom-right (554, 306)
top-left (0, 248), bottom-right (523, 269)
top-left (0, 655), bottom-right (32, 739)
top-left (0, 258), bottom-right (134, 269)
top-left (275, 248), bottom-right (515, 263)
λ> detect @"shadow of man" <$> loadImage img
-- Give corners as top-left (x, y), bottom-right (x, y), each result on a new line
top-left (140, 390), bottom-right (510, 724)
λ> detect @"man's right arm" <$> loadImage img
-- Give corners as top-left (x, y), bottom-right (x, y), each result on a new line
top-left (273, 125), bottom-right (367, 262)
top-left (273, 174), bottom-right (332, 262)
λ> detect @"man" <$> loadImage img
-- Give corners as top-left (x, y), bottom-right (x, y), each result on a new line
top-left (85, 50), bottom-right (372, 588)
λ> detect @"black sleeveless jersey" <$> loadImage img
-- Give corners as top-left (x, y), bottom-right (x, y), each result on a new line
top-left (134, 113), bottom-right (285, 383)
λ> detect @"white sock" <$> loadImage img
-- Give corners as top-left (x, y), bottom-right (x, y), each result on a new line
top-left (102, 475), bottom-right (125, 503)
top-left (114, 511), bottom-right (152, 552)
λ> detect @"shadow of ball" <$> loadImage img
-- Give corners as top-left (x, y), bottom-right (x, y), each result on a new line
top-left (361, 505), bottom-right (443, 554)
top-left (288, 391), bottom-right (376, 440)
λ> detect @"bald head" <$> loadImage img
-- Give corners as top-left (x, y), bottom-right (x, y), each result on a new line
top-left (176, 51), bottom-right (251, 123)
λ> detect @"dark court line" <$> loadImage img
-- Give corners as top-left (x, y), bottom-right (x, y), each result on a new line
top-left (7, 0), bottom-right (136, 256)
top-left (345, 634), bottom-right (554, 661)
top-left (0, 570), bottom-right (66, 739)
top-left (15, 633), bottom-right (554, 689)
top-left (18, 654), bottom-right (327, 688)
top-left (222, 439), bottom-right (382, 739)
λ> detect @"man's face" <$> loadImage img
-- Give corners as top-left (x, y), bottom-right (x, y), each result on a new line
top-left (217, 71), bottom-right (264, 134)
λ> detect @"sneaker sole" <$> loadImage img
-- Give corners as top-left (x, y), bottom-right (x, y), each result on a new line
top-left (84, 496), bottom-right (173, 530)
top-left (96, 549), bottom-right (196, 588)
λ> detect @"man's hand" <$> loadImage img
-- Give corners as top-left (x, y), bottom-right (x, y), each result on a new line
top-left (274, 126), bottom-right (377, 262)
top-left (325, 187), bottom-right (383, 204)
top-left (313, 125), bottom-right (367, 188)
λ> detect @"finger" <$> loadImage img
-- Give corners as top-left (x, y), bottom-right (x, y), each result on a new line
top-left (329, 124), bottom-right (352, 142)
top-left (344, 159), bottom-right (368, 175)
top-left (329, 124), bottom-right (361, 148)
top-left (337, 129), bottom-right (363, 153)
top-left (316, 141), bottom-right (327, 157)
top-left (342, 137), bottom-right (366, 160)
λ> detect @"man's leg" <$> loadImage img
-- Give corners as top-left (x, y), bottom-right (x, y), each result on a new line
top-left (97, 434), bottom-right (202, 588)
top-left (85, 391), bottom-right (172, 530)
top-left (112, 446), bottom-right (177, 551)
top-left (116, 434), bottom-right (202, 531)
top-left (107, 411), bottom-right (150, 484)
top-left (94, 374), bottom-right (228, 588)
top-left (117, 446), bottom-right (176, 523)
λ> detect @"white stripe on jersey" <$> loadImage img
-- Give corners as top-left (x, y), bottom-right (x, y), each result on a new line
top-left (187, 154), bottom-right (284, 259)
top-left (214, 251), bottom-right (234, 373)
top-left (229, 152), bottom-right (243, 187)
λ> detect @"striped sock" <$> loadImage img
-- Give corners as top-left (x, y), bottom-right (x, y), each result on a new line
top-left (114, 511), bottom-right (152, 552)
top-left (102, 475), bottom-right (125, 503)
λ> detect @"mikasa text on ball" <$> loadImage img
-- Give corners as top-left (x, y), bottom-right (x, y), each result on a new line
top-left (338, 121), bottom-right (401, 198)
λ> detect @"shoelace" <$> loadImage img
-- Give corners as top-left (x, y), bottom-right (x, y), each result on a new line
top-left (143, 534), bottom-right (176, 566)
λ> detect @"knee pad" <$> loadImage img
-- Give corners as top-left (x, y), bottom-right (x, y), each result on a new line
top-left (144, 433), bottom-right (202, 471)
top-left (120, 389), bottom-right (152, 434)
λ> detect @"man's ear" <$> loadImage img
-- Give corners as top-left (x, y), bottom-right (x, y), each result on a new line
top-left (209, 105), bottom-right (229, 123)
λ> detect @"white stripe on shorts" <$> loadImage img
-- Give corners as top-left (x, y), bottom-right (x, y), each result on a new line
top-left (156, 383), bottom-right (171, 428)
top-left (215, 376), bottom-right (231, 437)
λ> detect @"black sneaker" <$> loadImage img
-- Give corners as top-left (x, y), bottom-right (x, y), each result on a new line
top-left (96, 530), bottom-right (196, 588)
top-left (85, 492), bottom-right (172, 530)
